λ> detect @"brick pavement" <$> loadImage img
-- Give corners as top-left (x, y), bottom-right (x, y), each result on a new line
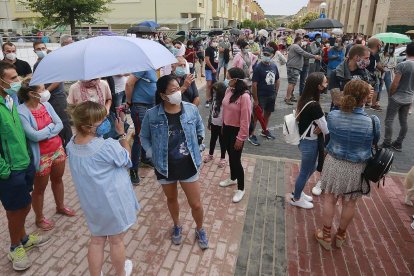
top-left (0, 155), bottom-right (256, 276)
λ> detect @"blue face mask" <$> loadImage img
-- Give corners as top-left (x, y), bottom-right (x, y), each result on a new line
top-left (262, 56), bottom-right (272, 63)
top-left (175, 66), bottom-right (186, 77)
top-left (223, 79), bottom-right (230, 87)
top-left (316, 38), bottom-right (322, 43)
top-left (0, 79), bottom-right (21, 95)
top-left (95, 118), bottom-right (111, 137)
top-left (170, 47), bottom-right (179, 56)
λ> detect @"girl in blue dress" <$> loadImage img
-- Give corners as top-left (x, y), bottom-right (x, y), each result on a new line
top-left (66, 101), bottom-right (139, 276)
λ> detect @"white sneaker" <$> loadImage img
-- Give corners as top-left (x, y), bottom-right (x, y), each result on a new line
top-left (312, 181), bottom-right (322, 196)
top-left (289, 198), bottom-right (314, 209)
top-left (125, 259), bottom-right (133, 276)
top-left (219, 178), bottom-right (237, 187)
top-left (290, 192), bottom-right (313, 202)
top-left (232, 190), bottom-right (245, 203)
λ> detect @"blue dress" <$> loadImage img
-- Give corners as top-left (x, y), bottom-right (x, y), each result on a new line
top-left (66, 137), bottom-right (140, 236)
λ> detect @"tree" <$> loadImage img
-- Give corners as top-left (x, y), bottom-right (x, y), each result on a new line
top-left (257, 19), bottom-right (268, 30)
top-left (240, 19), bottom-right (256, 31)
top-left (300, 12), bottom-right (319, 28)
top-left (23, 0), bottom-right (111, 35)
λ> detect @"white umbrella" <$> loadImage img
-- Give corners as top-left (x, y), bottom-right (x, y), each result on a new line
top-left (331, 28), bottom-right (343, 35)
top-left (158, 26), bottom-right (170, 31)
top-left (258, 29), bottom-right (269, 38)
top-left (30, 36), bottom-right (177, 85)
top-left (295, 29), bottom-right (306, 35)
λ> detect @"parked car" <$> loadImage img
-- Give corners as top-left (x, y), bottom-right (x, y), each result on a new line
top-left (395, 46), bottom-right (407, 63)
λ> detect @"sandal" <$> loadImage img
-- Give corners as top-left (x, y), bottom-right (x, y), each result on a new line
top-left (36, 217), bottom-right (55, 231)
top-left (315, 225), bottom-right (332, 250)
top-left (218, 158), bottom-right (226, 168)
top-left (335, 228), bottom-right (347, 248)
top-left (56, 207), bottom-right (76, 217)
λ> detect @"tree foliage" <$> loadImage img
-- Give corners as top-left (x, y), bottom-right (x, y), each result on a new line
top-left (287, 12), bottom-right (319, 30)
top-left (240, 19), bottom-right (256, 31)
top-left (22, 0), bottom-right (111, 34)
top-left (257, 19), bottom-right (268, 30)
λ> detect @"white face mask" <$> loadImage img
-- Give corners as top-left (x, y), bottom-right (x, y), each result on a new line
top-left (166, 91), bottom-right (182, 105)
top-left (36, 50), bottom-right (48, 59)
top-left (39, 90), bottom-right (51, 102)
top-left (5, 53), bottom-right (17, 60)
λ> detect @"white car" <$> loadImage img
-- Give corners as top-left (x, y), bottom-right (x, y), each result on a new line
top-left (395, 46), bottom-right (407, 63)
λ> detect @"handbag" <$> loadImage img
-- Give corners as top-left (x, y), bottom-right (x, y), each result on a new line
top-left (346, 117), bottom-right (394, 195)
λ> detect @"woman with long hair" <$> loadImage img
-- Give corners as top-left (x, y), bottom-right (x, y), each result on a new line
top-left (232, 40), bottom-right (258, 86)
top-left (219, 68), bottom-right (252, 203)
top-left (17, 78), bottom-right (76, 231)
top-left (290, 72), bottom-right (329, 209)
top-left (315, 80), bottom-right (380, 250)
top-left (66, 101), bottom-right (139, 275)
top-left (140, 75), bottom-right (208, 249)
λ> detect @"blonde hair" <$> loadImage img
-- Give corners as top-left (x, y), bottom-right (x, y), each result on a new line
top-left (67, 101), bottom-right (107, 135)
top-left (18, 77), bottom-right (40, 102)
top-left (340, 80), bottom-right (370, 112)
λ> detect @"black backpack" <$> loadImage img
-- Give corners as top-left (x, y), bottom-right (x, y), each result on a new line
top-left (346, 117), bottom-right (394, 195)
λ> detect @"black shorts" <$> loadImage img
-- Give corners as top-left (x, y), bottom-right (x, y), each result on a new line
top-left (258, 95), bottom-right (276, 113)
top-left (0, 163), bottom-right (35, 211)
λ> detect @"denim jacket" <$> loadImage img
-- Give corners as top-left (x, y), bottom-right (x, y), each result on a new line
top-left (326, 108), bottom-right (380, 163)
top-left (140, 102), bottom-right (205, 177)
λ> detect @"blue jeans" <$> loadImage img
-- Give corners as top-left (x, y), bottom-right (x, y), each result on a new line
top-left (130, 104), bottom-right (153, 170)
top-left (293, 139), bottom-right (318, 199)
top-left (379, 71), bottom-right (392, 96)
top-left (299, 65), bottom-right (309, 95)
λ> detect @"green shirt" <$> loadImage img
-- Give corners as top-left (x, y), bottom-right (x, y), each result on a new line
top-left (0, 96), bottom-right (30, 179)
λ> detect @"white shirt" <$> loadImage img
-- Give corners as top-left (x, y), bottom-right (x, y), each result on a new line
top-left (113, 76), bottom-right (128, 94)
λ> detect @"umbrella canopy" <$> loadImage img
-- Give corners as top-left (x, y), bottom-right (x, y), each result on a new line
top-left (127, 25), bottom-right (156, 34)
top-left (208, 30), bottom-right (223, 36)
top-left (308, 32), bottom-right (330, 39)
top-left (304, 18), bottom-right (343, 29)
top-left (373, 32), bottom-right (412, 44)
top-left (30, 36), bottom-right (177, 85)
top-left (276, 27), bottom-right (285, 31)
top-left (158, 26), bottom-right (170, 31)
top-left (295, 29), bottom-right (306, 34)
top-left (97, 30), bottom-right (118, 36)
top-left (406, 30), bottom-right (414, 34)
top-left (138, 20), bottom-right (160, 28)
top-left (258, 29), bottom-right (269, 37)
top-left (331, 28), bottom-right (343, 35)
top-left (230, 28), bottom-right (241, 35)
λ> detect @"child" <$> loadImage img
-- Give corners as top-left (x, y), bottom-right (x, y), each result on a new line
top-left (204, 82), bottom-right (227, 168)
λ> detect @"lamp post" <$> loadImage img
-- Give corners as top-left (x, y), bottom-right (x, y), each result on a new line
top-left (320, 2), bottom-right (327, 19)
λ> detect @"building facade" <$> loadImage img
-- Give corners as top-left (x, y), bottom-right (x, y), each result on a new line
top-left (1, 0), bottom-right (254, 33)
top-left (250, 0), bottom-right (265, 22)
top-left (307, 0), bottom-right (325, 13)
top-left (325, 0), bottom-right (414, 35)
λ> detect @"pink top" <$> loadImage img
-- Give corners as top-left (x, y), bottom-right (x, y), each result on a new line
top-left (232, 52), bottom-right (258, 75)
top-left (222, 88), bottom-right (252, 141)
top-left (31, 105), bottom-right (62, 155)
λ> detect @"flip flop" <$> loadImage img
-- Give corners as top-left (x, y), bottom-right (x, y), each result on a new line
top-left (36, 217), bottom-right (55, 231)
top-left (56, 207), bottom-right (76, 217)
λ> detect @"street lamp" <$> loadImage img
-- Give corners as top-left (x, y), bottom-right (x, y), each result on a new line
top-left (320, 2), bottom-right (327, 18)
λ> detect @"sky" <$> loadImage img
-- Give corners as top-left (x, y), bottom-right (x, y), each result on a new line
top-left (256, 0), bottom-right (309, 15)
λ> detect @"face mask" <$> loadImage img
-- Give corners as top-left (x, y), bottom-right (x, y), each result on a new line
top-left (249, 40), bottom-right (254, 44)
top-left (223, 79), bottom-right (230, 87)
top-left (166, 91), bottom-right (182, 105)
top-left (243, 48), bottom-right (250, 54)
top-left (95, 118), bottom-right (111, 137)
top-left (262, 56), bottom-right (272, 63)
top-left (174, 66), bottom-right (186, 77)
top-left (356, 57), bottom-right (370, 70)
top-left (35, 50), bottom-right (47, 59)
top-left (0, 79), bottom-right (21, 95)
top-left (301, 41), bottom-right (308, 46)
top-left (5, 53), bottom-right (17, 60)
top-left (188, 45), bottom-right (193, 49)
top-left (38, 90), bottom-right (51, 102)
top-left (334, 43), bottom-right (339, 47)
top-left (169, 47), bottom-right (179, 56)
top-left (211, 42), bottom-right (218, 48)
top-left (316, 38), bottom-right (322, 43)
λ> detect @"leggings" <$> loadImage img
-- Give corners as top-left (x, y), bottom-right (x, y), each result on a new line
top-left (209, 124), bottom-right (226, 159)
top-left (223, 125), bottom-right (245, 191)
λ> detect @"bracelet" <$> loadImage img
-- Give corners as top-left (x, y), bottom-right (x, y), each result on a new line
top-left (117, 133), bottom-right (127, 140)
top-left (119, 136), bottom-right (127, 141)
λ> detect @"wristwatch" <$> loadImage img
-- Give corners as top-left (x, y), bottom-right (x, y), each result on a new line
top-left (117, 133), bottom-right (127, 140)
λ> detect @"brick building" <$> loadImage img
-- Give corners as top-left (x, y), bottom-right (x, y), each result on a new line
top-left (325, 0), bottom-right (414, 35)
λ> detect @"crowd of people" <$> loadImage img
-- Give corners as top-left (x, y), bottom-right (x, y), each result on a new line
top-left (0, 28), bottom-right (413, 274)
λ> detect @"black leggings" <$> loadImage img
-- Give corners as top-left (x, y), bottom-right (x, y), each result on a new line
top-left (209, 124), bottom-right (226, 158)
top-left (223, 125), bottom-right (245, 191)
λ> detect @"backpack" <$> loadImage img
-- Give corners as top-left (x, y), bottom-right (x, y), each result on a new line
top-left (283, 101), bottom-right (315, 145)
top-left (345, 116), bottom-right (394, 195)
